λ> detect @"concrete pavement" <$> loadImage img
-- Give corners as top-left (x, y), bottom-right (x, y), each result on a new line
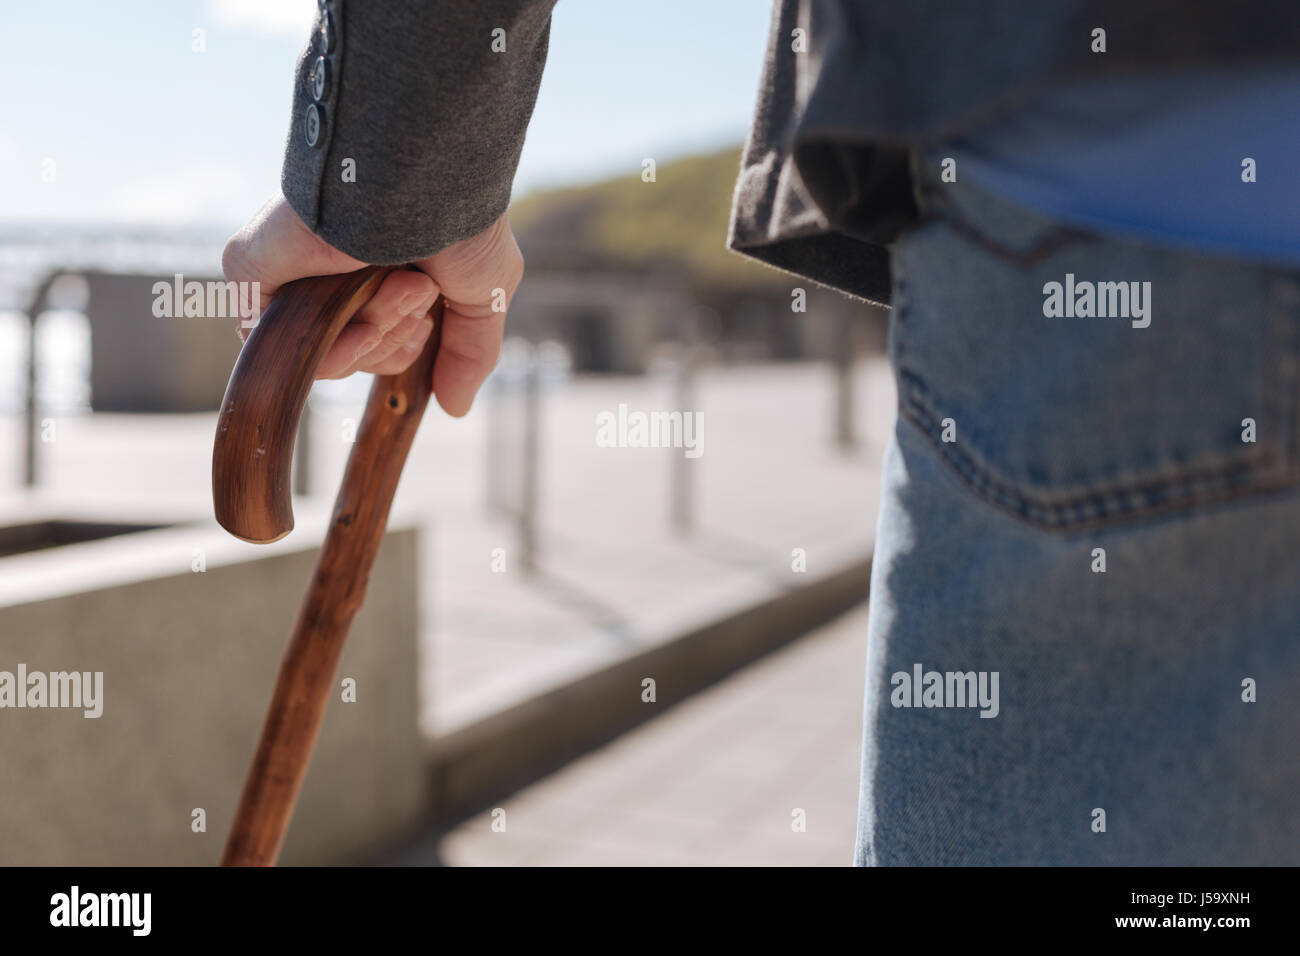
top-left (433, 601), bottom-right (869, 866)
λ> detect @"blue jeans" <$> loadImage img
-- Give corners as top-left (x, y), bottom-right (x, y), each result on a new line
top-left (856, 158), bottom-right (1300, 865)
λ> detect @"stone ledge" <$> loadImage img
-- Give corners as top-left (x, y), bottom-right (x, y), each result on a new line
top-left (424, 539), bottom-right (872, 829)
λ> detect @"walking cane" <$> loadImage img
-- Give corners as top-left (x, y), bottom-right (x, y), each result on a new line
top-left (212, 266), bottom-right (441, 866)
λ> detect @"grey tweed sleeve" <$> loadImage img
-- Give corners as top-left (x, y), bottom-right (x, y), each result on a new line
top-left (281, 0), bottom-right (558, 264)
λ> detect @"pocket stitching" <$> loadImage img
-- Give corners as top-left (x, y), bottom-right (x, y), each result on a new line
top-left (891, 229), bottom-right (1299, 531)
top-left (897, 371), bottom-right (1293, 532)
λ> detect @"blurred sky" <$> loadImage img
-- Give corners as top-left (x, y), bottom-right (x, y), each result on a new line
top-left (0, 0), bottom-right (771, 231)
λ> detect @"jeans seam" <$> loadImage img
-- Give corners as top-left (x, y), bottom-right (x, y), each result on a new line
top-left (915, 179), bottom-right (1095, 266)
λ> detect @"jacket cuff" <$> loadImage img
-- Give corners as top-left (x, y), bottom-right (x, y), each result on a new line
top-left (281, 0), bottom-right (556, 264)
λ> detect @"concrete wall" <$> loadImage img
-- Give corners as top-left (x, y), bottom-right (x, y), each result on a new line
top-left (0, 517), bottom-right (428, 865)
top-left (83, 272), bottom-right (243, 412)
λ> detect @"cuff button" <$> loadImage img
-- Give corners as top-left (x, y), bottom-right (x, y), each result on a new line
top-left (309, 56), bottom-right (330, 101)
top-left (305, 103), bottom-right (324, 147)
top-left (318, 11), bottom-right (335, 54)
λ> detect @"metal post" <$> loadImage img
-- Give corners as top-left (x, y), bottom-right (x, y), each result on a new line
top-left (671, 305), bottom-right (706, 538)
top-left (485, 373), bottom-right (505, 515)
top-left (671, 340), bottom-right (695, 537)
top-left (22, 272), bottom-right (58, 489)
top-left (23, 310), bottom-right (38, 488)
top-left (518, 344), bottom-right (540, 574)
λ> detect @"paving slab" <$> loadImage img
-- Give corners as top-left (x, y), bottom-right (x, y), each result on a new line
top-left (434, 601), bottom-right (870, 866)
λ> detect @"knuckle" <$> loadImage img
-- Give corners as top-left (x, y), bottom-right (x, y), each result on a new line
top-left (507, 244), bottom-right (525, 289)
top-left (220, 234), bottom-right (253, 283)
top-left (220, 240), bottom-right (241, 281)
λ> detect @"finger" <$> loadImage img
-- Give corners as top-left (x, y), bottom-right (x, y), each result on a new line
top-left (316, 270), bottom-right (437, 379)
top-left (366, 315), bottom-right (435, 376)
top-left (350, 308), bottom-right (433, 375)
top-left (431, 304), bottom-right (506, 417)
top-left (316, 323), bottom-right (385, 380)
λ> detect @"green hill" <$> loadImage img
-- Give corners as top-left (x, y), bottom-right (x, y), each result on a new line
top-left (509, 147), bottom-right (787, 291)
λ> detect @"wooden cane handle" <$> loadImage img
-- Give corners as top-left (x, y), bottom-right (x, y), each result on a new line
top-left (212, 266), bottom-right (396, 543)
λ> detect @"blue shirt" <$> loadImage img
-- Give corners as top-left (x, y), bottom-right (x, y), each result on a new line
top-left (939, 68), bottom-right (1300, 265)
